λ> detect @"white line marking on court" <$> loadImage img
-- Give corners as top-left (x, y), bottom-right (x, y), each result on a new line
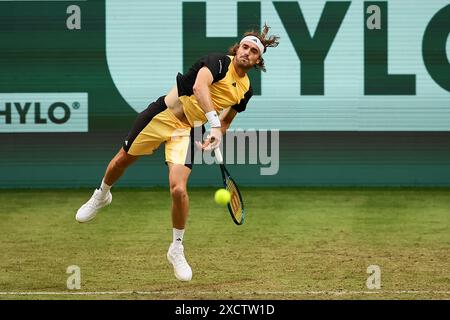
top-left (1, 290), bottom-right (450, 296)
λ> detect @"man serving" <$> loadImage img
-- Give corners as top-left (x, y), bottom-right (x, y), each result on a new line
top-left (76, 24), bottom-right (279, 281)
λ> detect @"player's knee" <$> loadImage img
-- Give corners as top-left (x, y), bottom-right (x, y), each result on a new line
top-left (170, 184), bottom-right (187, 200)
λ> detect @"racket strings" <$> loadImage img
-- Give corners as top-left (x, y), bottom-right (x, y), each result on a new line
top-left (226, 178), bottom-right (243, 222)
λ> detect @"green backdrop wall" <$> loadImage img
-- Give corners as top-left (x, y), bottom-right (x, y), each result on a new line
top-left (1, 0), bottom-right (449, 187)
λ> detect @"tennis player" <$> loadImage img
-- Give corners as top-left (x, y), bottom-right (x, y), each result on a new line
top-left (76, 25), bottom-right (279, 281)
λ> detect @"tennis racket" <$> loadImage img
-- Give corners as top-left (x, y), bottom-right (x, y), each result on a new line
top-left (214, 148), bottom-right (245, 225)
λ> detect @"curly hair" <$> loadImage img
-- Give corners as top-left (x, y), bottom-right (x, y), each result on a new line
top-left (228, 23), bottom-right (280, 72)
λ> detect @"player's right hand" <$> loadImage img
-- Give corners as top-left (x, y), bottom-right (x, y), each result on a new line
top-left (208, 127), bottom-right (222, 150)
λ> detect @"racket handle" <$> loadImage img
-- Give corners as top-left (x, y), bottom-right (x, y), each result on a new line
top-left (214, 148), bottom-right (223, 164)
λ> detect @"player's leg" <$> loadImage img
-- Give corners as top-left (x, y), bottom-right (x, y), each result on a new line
top-left (164, 116), bottom-right (200, 281)
top-left (103, 147), bottom-right (139, 186)
top-left (166, 163), bottom-right (193, 281)
top-left (168, 163), bottom-right (191, 230)
top-left (75, 148), bottom-right (138, 223)
top-left (98, 147), bottom-right (139, 200)
top-left (76, 96), bottom-right (168, 223)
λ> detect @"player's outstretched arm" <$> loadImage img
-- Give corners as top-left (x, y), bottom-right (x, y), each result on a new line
top-left (192, 67), bottom-right (215, 113)
top-left (193, 67), bottom-right (222, 150)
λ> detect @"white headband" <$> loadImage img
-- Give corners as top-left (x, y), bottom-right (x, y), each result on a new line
top-left (240, 36), bottom-right (265, 55)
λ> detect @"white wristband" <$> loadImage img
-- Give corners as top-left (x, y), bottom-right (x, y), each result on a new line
top-left (205, 111), bottom-right (221, 128)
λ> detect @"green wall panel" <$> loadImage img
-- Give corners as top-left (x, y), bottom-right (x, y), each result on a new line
top-left (1, 1), bottom-right (449, 187)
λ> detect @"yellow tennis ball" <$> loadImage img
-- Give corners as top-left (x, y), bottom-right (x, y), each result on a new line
top-left (215, 188), bottom-right (231, 206)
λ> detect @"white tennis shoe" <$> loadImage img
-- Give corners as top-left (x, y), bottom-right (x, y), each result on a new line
top-left (76, 189), bottom-right (112, 223)
top-left (167, 243), bottom-right (192, 281)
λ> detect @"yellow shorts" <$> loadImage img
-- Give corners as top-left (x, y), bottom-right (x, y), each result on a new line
top-left (123, 96), bottom-right (202, 168)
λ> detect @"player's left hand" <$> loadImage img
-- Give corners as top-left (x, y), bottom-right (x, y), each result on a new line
top-left (195, 127), bottom-right (222, 151)
top-left (195, 139), bottom-right (209, 151)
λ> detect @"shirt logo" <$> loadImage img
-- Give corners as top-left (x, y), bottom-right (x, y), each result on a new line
top-left (218, 60), bottom-right (222, 74)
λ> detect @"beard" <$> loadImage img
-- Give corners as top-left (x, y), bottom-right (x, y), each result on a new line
top-left (236, 56), bottom-right (253, 69)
